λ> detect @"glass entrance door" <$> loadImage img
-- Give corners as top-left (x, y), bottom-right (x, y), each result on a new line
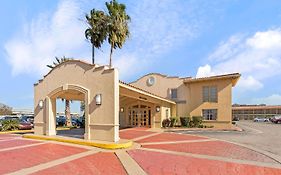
top-left (128, 104), bottom-right (151, 127)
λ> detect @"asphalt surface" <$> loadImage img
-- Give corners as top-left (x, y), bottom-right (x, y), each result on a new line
top-left (177, 120), bottom-right (281, 157)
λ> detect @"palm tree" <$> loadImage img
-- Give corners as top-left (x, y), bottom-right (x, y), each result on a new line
top-left (47, 57), bottom-right (73, 127)
top-left (85, 9), bottom-right (109, 64)
top-left (106, 0), bottom-right (130, 68)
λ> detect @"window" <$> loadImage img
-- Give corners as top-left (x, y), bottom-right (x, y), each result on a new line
top-left (202, 86), bottom-right (217, 102)
top-left (202, 109), bottom-right (217, 120)
top-left (171, 89), bottom-right (177, 99)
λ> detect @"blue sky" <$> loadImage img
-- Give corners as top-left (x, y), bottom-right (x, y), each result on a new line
top-left (1, 0), bottom-right (281, 112)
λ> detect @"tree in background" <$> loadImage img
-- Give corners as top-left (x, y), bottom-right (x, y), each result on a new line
top-left (85, 0), bottom-right (130, 67)
top-left (106, 0), bottom-right (130, 67)
top-left (0, 103), bottom-right (12, 115)
top-left (85, 9), bottom-right (109, 64)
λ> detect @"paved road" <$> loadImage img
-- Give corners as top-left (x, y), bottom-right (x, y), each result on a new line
top-left (178, 120), bottom-right (281, 157)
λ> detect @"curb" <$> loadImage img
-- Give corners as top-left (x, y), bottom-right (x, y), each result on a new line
top-left (23, 134), bottom-right (133, 150)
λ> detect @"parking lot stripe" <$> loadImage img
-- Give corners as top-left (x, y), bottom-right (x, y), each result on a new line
top-left (9, 149), bottom-right (100, 175)
top-left (139, 147), bottom-right (281, 169)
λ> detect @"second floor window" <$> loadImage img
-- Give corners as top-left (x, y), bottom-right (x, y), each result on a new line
top-left (171, 89), bottom-right (177, 99)
top-left (203, 86), bottom-right (217, 102)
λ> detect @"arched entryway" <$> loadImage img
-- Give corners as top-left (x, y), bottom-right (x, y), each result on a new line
top-left (45, 84), bottom-right (90, 139)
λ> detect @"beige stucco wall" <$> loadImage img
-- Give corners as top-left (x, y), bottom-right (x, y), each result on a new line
top-left (131, 74), bottom-right (184, 99)
top-left (131, 73), bottom-right (234, 128)
top-left (34, 60), bottom-right (120, 142)
top-left (186, 79), bottom-right (233, 128)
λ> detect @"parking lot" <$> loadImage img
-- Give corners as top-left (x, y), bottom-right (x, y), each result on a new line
top-left (177, 120), bottom-right (281, 158)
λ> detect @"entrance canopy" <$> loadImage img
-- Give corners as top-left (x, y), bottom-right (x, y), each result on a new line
top-left (119, 81), bottom-right (176, 128)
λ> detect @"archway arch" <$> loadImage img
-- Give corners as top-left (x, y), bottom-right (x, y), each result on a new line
top-left (45, 84), bottom-right (90, 139)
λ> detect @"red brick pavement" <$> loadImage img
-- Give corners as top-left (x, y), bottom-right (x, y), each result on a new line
top-left (119, 129), bottom-right (155, 140)
top-left (128, 149), bottom-right (281, 175)
top-left (0, 143), bottom-right (86, 174)
top-left (0, 139), bottom-right (40, 150)
top-left (142, 140), bottom-right (276, 163)
top-left (33, 152), bottom-right (127, 175)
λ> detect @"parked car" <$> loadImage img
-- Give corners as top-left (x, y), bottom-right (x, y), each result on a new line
top-left (18, 120), bottom-right (33, 130)
top-left (271, 115), bottom-right (281, 124)
top-left (56, 116), bottom-right (66, 126)
top-left (253, 117), bottom-right (269, 122)
top-left (21, 115), bottom-right (34, 124)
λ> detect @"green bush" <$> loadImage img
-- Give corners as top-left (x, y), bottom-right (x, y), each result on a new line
top-left (192, 116), bottom-right (203, 127)
top-left (170, 117), bottom-right (178, 127)
top-left (180, 117), bottom-right (190, 127)
top-left (1, 119), bottom-right (19, 131)
top-left (162, 118), bottom-right (171, 128)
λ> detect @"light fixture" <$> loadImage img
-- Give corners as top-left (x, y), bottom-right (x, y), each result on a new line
top-left (95, 94), bottom-right (102, 105)
top-left (156, 106), bottom-right (160, 112)
top-left (39, 100), bottom-right (44, 109)
top-left (120, 107), bottom-right (124, 113)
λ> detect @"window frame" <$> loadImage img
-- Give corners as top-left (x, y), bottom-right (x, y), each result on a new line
top-left (202, 86), bottom-right (218, 103)
top-left (202, 109), bottom-right (218, 120)
top-left (170, 88), bottom-right (178, 99)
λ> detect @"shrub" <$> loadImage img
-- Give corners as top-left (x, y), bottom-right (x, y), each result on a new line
top-left (1, 119), bottom-right (19, 131)
top-left (170, 117), bottom-right (178, 127)
top-left (180, 117), bottom-right (190, 127)
top-left (162, 118), bottom-right (171, 128)
top-left (192, 116), bottom-right (203, 127)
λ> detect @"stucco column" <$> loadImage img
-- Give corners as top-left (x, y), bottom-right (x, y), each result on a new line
top-left (84, 93), bottom-right (90, 140)
top-left (45, 97), bottom-right (56, 136)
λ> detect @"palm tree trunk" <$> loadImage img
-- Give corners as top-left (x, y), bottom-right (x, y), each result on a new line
top-left (109, 44), bottom-right (113, 68)
top-left (92, 44), bottom-right (95, 64)
top-left (65, 100), bottom-right (72, 127)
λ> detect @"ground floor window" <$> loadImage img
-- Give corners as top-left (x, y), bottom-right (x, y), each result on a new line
top-left (202, 109), bottom-right (217, 120)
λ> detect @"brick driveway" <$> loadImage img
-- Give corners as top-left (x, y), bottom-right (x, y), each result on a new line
top-left (1, 128), bottom-right (281, 175)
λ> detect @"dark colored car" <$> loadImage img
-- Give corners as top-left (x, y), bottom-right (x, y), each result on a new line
top-left (21, 116), bottom-right (34, 124)
top-left (271, 116), bottom-right (281, 124)
top-left (56, 116), bottom-right (66, 126)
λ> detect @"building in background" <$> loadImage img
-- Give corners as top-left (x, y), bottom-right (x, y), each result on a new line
top-left (232, 104), bottom-right (281, 120)
top-left (130, 72), bottom-right (240, 128)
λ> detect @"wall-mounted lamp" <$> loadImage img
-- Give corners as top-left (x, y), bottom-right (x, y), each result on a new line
top-left (156, 106), bottom-right (160, 112)
top-left (39, 100), bottom-right (44, 109)
top-left (120, 107), bottom-right (124, 113)
top-left (95, 94), bottom-right (102, 105)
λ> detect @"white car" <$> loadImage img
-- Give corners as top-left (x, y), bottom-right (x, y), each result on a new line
top-left (253, 118), bottom-right (269, 122)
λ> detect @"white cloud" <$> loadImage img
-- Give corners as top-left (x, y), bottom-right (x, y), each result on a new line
top-left (5, 0), bottom-right (90, 76)
top-left (4, 0), bottom-right (208, 80)
top-left (252, 94), bottom-right (281, 105)
top-left (197, 29), bottom-right (281, 91)
top-left (196, 64), bottom-right (214, 78)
